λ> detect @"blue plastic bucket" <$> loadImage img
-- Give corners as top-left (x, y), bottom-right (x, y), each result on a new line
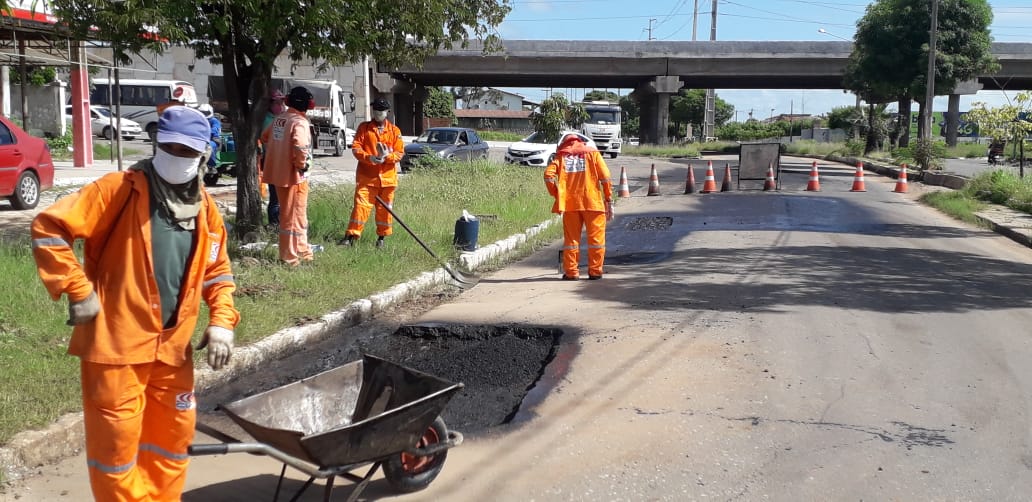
top-left (453, 218), bottom-right (479, 252)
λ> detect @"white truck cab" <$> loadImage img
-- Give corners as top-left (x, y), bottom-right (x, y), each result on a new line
top-left (580, 101), bottom-right (622, 159)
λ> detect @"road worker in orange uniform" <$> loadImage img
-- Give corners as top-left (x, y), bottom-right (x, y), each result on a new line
top-left (545, 133), bottom-right (615, 280)
top-left (30, 105), bottom-right (239, 501)
top-left (261, 86), bottom-right (315, 265)
top-left (340, 97), bottom-right (405, 249)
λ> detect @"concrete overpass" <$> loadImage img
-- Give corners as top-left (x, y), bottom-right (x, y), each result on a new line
top-left (377, 40), bottom-right (1032, 143)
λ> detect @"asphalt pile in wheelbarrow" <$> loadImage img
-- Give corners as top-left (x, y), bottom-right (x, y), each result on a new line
top-left (201, 322), bottom-right (564, 436)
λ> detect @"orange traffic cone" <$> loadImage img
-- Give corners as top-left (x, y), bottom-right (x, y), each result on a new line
top-left (617, 166), bottom-right (631, 198)
top-left (763, 163), bottom-right (777, 191)
top-left (805, 161), bottom-right (821, 192)
top-left (720, 163), bottom-right (733, 192)
top-left (850, 162), bottom-right (867, 192)
top-left (894, 163), bottom-right (909, 193)
top-left (647, 164), bottom-right (661, 196)
top-left (700, 161), bottom-right (718, 193)
top-left (683, 164), bottom-right (697, 194)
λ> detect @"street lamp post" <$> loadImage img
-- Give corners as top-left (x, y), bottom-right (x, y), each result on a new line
top-left (817, 28), bottom-right (850, 41)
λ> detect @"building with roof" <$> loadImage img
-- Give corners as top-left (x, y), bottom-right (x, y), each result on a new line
top-left (454, 108), bottom-right (532, 133)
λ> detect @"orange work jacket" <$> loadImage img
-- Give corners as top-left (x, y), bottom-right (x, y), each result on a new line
top-left (544, 143), bottom-right (614, 214)
top-left (260, 108), bottom-right (312, 187)
top-left (352, 119), bottom-right (405, 187)
top-left (31, 169), bottom-right (239, 366)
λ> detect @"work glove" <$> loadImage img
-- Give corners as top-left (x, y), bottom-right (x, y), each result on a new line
top-left (196, 325), bottom-right (234, 370)
top-left (369, 154), bottom-right (385, 164)
top-left (605, 200), bottom-right (614, 222)
top-left (66, 290), bottom-right (100, 326)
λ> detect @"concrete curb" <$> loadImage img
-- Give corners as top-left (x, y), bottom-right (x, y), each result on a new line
top-left (0, 217), bottom-right (559, 482)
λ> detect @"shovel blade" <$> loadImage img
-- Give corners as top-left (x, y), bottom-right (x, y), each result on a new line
top-left (446, 264), bottom-right (480, 289)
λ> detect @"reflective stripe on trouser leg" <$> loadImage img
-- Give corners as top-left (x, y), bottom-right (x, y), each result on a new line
top-left (347, 184), bottom-right (376, 237)
top-left (584, 211), bottom-right (607, 277)
top-left (138, 360), bottom-right (195, 501)
top-left (562, 211), bottom-right (584, 277)
top-left (277, 182), bottom-right (312, 265)
top-left (82, 361), bottom-right (189, 502)
top-left (374, 186), bottom-right (396, 237)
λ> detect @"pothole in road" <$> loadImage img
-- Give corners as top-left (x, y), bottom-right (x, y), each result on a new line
top-left (360, 323), bottom-right (564, 435)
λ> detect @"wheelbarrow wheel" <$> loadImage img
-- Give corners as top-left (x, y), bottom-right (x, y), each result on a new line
top-left (382, 416), bottom-right (449, 493)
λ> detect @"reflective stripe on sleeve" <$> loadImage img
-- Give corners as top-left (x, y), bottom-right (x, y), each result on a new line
top-left (31, 237), bottom-right (70, 248)
top-left (203, 275), bottom-right (234, 289)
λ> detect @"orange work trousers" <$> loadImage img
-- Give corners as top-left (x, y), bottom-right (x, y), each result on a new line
top-left (81, 360), bottom-right (195, 502)
top-left (562, 210), bottom-right (607, 278)
top-left (346, 184), bottom-right (395, 239)
top-left (276, 181), bottom-right (313, 265)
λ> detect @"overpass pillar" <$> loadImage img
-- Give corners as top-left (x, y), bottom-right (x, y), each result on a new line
top-left (637, 76), bottom-right (681, 145)
top-left (946, 79), bottom-right (982, 147)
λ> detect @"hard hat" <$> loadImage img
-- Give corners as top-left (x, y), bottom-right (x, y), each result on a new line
top-left (371, 97), bottom-right (391, 111)
top-left (197, 103), bottom-right (214, 118)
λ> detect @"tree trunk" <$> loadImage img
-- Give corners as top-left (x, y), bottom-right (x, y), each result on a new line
top-left (221, 52), bottom-right (273, 238)
top-left (864, 103), bottom-right (877, 155)
top-left (898, 97), bottom-right (912, 148)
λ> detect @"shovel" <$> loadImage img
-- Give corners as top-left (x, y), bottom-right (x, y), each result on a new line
top-left (375, 195), bottom-right (480, 289)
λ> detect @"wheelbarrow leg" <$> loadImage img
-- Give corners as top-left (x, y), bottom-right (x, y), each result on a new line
top-left (287, 475), bottom-right (317, 502)
top-left (322, 475), bottom-right (335, 502)
top-left (273, 464), bottom-right (287, 501)
top-left (343, 461), bottom-right (382, 502)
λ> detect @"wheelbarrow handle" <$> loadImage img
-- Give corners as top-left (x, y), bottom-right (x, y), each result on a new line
top-left (188, 443), bottom-right (230, 456)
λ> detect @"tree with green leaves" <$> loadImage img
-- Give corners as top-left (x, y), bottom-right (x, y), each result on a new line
top-left (619, 94), bottom-right (640, 137)
top-left (49, 0), bottom-right (510, 235)
top-left (844, 0), bottom-right (997, 151)
top-left (966, 91), bottom-right (1032, 174)
top-left (530, 93), bottom-right (587, 142)
top-left (582, 90), bottom-right (620, 103)
top-left (669, 89), bottom-right (734, 139)
top-left (424, 87), bottom-right (456, 121)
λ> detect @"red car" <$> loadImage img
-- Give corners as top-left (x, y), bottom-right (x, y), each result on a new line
top-left (0, 114), bottom-right (54, 210)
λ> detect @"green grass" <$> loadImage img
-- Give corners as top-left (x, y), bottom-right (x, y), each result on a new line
top-left (921, 169), bottom-right (1032, 223)
top-left (0, 160), bottom-right (561, 445)
top-left (920, 190), bottom-right (988, 225)
top-left (477, 130), bottom-right (527, 142)
top-left (782, 140), bottom-right (845, 157)
top-left (48, 140), bottom-right (146, 162)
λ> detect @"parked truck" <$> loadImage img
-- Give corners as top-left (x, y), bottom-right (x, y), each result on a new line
top-left (579, 101), bottom-right (622, 159)
top-left (207, 76), bottom-right (355, 156)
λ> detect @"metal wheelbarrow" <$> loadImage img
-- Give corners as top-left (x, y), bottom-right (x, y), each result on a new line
top-left (189, 354), bottom-right (465, 502)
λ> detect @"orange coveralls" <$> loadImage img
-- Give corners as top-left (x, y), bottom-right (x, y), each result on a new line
top-left (347, 119), bottom-right (405, 239)
top-left (31, 170), bottom-right (239, 501)
top-left (544, 139), bottom-right (614, 278)
top-left (261, 108), bottom-right (314, 265)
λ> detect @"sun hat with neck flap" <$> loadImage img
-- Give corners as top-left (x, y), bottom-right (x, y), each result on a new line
top-left (156, 106), bottom-right (211, 154)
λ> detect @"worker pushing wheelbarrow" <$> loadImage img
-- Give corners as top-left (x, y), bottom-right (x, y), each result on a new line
top-left (189, 354), bottom-right (465, 502)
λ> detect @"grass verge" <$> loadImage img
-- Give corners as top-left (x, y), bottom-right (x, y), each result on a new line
top-left (0, 159), bottom-right (560, 446)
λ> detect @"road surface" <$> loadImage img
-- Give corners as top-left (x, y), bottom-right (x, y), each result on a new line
top-left (5, 156), bottom-right (1032, 501)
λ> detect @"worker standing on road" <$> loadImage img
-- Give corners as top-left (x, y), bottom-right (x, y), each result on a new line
top-left (30, 105), bottom-right (239, 501)
top-left (260, 86), bottom-right (315, 266)
top-left (198, 104), bottom-right (222, 171)
top-left (260, 89), bottom-right (287, 227)
top-left (340, 97), bottom-right (404, 249)
top-left (545, 133), bottom-right (614, 280)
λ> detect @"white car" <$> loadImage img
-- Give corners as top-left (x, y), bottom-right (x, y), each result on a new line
top-left (64, 105), bottom-right (145, 141)
top-left (505, 131), bottom-right (597, 167)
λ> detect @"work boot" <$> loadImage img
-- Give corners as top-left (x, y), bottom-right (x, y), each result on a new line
top-left (588, 275), bottom-right (603, 280)
top-left (375, 236), bottom-right (386, 249)
top-left (338, 234), bottom-right (356, 247)
top-left (561, 274), bottom-right (578, 281)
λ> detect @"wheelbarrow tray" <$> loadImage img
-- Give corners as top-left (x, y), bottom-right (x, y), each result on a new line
top-left (219, 354), bottom-right (463, 468)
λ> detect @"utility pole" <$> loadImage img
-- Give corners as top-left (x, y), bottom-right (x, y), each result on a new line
top-left (691, 0), bottom-right (699, 41)
top-left (703, 0), bottom-right (717, 140)
top-left (646, 18), bottom-right (657, 41)
top-left (921, 0), bottom-right (939, 144)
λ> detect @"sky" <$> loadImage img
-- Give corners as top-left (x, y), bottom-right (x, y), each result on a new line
top-left (490, 0), bottom-right (1032, 120)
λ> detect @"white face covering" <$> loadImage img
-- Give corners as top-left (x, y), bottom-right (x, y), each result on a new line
top-left (372, 110), bottom-right (388, 122)
top-left (153, 148), bottom-right (202, 185)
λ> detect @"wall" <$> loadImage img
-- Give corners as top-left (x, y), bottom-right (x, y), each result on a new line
top-left (8, 80), bottom-right (65, 137)
top-left (466, 92), bottom-right (523, 111)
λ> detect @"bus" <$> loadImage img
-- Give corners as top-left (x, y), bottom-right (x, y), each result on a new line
top-left (89, 79), bottom-right (198, 139)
